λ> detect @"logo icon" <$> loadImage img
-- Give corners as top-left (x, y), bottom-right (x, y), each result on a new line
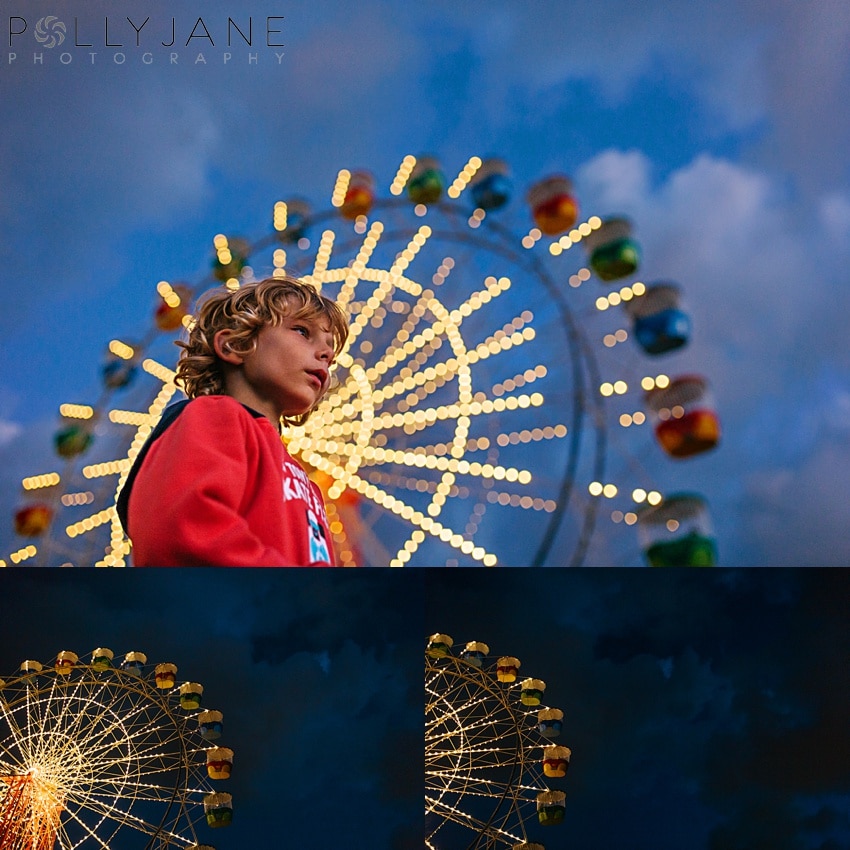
top-left (34, 16), bottom-right (66, 48)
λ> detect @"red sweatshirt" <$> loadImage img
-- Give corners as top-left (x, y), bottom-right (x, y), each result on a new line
top-left (125, 395), bottom-right (335, 566)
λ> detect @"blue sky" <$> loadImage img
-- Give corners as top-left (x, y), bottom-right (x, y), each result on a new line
top-left (1, 0), bottom-right (849, 565)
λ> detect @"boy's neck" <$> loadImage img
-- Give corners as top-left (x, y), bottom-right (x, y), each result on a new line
top-left (220, 376), bottom-right (283, 429)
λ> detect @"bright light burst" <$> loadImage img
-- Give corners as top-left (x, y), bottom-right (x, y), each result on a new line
top-left (0, 650), bottom-right (231, 850)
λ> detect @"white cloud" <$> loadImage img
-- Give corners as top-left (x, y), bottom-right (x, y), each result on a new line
top-left (744, 439), bottom-right (850, 565)
top-left (576, 150), bottom-right (652, 215)
top-left (0, 419), bottom-right (22, 448)
top-left (577, 150), bottom-right (811, 398)
top-left (819, 193), bottom-right (850, 243)
top-left (758, 0), bottom-right (850, 189)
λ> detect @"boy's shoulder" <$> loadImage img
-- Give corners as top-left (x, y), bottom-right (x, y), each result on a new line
top-left (172, 393), bottom-right (264, 422)
top-left (141, 394), bottom-right (263, 447)
top-left (116, 395), bottom-right (269, 532)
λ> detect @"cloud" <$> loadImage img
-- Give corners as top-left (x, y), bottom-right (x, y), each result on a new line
top-left (743, 441), bottom-right (850, 566)
top-left (758, 0), bottom-right (850, 191)
top-left (575, 149), bottom-right (653, 213)
top-left (819, 193), bottom-right (850, 244)
top-left (0, 419), bottom-right (22, 448)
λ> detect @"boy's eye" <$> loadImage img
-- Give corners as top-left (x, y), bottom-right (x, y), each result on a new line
top-left (293, 325), bottom-right (309, 337)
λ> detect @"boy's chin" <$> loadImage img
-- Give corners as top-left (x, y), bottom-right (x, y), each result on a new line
top-left (282, 405), bottom-right (313, 419)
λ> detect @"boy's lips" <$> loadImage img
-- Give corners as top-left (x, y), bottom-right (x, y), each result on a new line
top-left (306, 368), bottom-right (328, 389)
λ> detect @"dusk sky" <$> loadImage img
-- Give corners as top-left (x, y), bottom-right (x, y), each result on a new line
top-left (1, 1), bottom-right (850, 565)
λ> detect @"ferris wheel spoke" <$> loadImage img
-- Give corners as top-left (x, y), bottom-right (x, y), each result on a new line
top-left (55, 799), bottom-right (123, 850)
top-left (21, 685), bottom-right (41, 765)
top-left (68, 771), bottom-right (192, 802)
top-left (64, 794), bottom-right (194, 849)
top-left (333, 223), bottom-right (385, 309)
top-left (360, 467), bottom-right (471, 502)
top-left (355, 446), bottom-right (534, 486)
top-left (77, 762), bottom-right (186, 792)
top-left (428, 776), bottom-right (531, 798)
top-left (428, 709), bottom-right (515, 739)
top-left (64, 693), bottom-right (170, 754)
top-left (54, 818), bottom-right (89, 850)
top-left (360, 292), bottom-right (440, 383)
top-left (31, 691), bottom-right (141, 759)
top-left (45, 675), bottom-right (111, 732)
top-left (86, 764), bottom-right (204, 797)
top-left (60, 778), bottom-right (189, 844)
top-left (426, 796), bottom-right (524, 844)
top-left (76, 724), bottom-right (185, 776)
top-left (300, 455), bottom-right (501, 564)
top-left (429, 711), bottom-right (519, 741)
top-left (81, 735), bottom-right (186, 774)
top-left (429, 783), bottom-right (531, 806)
top-left (0, 732), bottom-right (28, 771)
top-left (430, 742), bottom-right (526, 762)
top-left (105, 724), bottom-right (189, 766)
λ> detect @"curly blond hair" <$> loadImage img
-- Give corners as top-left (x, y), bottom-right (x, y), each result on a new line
top-left (175, 276), bottom-right (349, 425)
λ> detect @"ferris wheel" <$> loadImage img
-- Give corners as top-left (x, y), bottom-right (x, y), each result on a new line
top-left (7, 154), bottom-right (720, 567)
top-left (425, 633), bottom-right (570, 850)
top-left (0, 649), bottom-right (233, 850)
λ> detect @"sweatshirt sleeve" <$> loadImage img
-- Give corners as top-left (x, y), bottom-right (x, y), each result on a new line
top-left (127, 397), bottom-right (296, 566)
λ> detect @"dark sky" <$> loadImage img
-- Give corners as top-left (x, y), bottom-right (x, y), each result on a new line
top-left (425, 569), bottom-right (850, 850)
top-left (0, 570), bottom-right (423, 850)
top-left (2, 569), bottom-right (849, 849)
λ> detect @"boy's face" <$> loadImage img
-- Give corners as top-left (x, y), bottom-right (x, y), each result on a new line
top-left (235, 312), bottom-right (335, 420)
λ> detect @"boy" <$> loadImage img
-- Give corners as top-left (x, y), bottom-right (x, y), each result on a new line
top-left (117, 276), bottom-right (349, 566)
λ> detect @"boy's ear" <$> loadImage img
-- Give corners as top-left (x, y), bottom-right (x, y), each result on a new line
top-left (213, 330), bottom-right (245, 365)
